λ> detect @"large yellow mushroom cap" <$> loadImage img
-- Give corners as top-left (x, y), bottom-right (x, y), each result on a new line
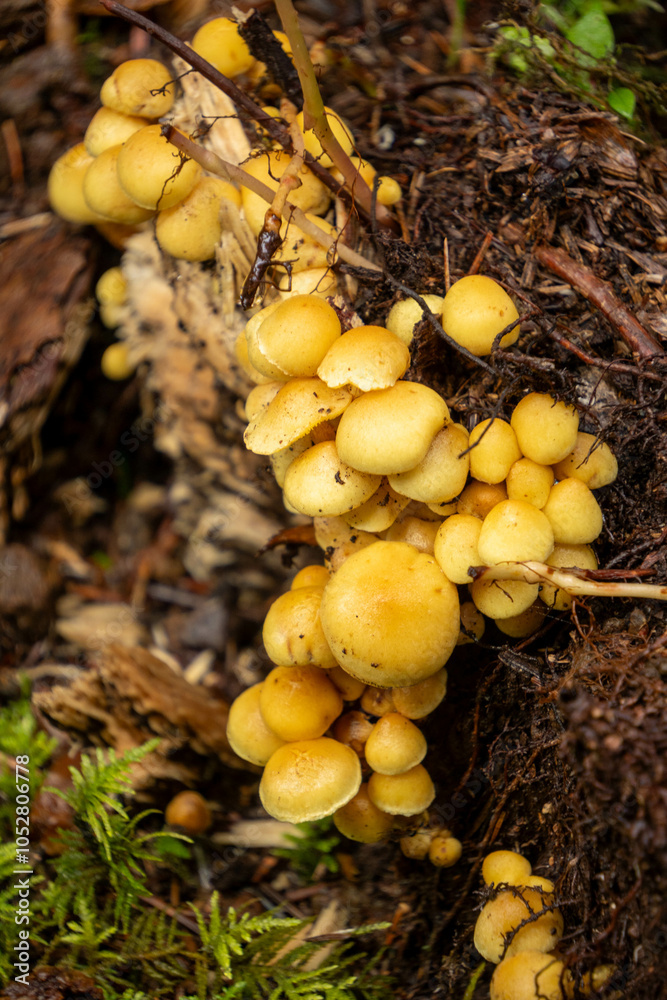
top-left (251, 295), bottom-right (342, 378)
top-left (100, 59), bottom-right (175, 118)
top-left (283, 440), bottom-right (381, 516)
top-left (317, 326), bottom-right (410, 391)
top-left (388, 423), bottom-right (469, 504)
top-left (364, 713), bottom-right (427, 775)
top-left (191, 18), bottom-right (255, 78)
top-left (244, 378), bottom-right (352, 455)
top-left (336, 381), bottom-right (449, 475)
top-left (474, 888), bottom-right (564, 963)
top-left (116, 125), bottom-right (202, 211)
top-left (319, 541), bottom-right (460, 687)
top-left (260, 737), bottom-right (361, 822)
top-left (441, 275), bottom-right (520, 356)
top-left (542, 478), bottom-right (603, 545)
top-left (490, 951), bottom-right (565, 1000)
top-left (482, 850), bottom-right (532, 887)
top-left (477, 499), bottom-right (555, 565)
top-left (553, 431), bottom-right (618, 489)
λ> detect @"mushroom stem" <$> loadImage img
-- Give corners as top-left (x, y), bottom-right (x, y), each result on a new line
top-left (470, 561), bottom-right (667, 601)
top-left (162, 125), bottom-right (381, 274)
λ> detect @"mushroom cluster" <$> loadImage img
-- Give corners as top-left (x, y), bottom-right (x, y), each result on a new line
top-left (474, 849), bottom-right (615, 999)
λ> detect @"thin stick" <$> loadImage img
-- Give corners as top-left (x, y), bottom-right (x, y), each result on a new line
top-left (535, 245), bottom-right (663, 359)
top-left (467, 231), bottom-right (493, 276)
top-left (162, 125), bottom-right (381, 274)
top-left (471, 561), bottom-right (667, 601)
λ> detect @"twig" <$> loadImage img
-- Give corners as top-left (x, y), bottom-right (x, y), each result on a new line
top-left (162, 125), bottom-right (381, 275)
top-left (534, 245), bottom-right (663, 359)
top-left (549, 324), bottom-right (664, 381)
top-left (467, 231), bottom-right (493, 276)
top-left (470, 561), bottom-right (667, 601)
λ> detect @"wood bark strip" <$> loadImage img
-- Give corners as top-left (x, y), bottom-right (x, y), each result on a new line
top-left (534, 245), bottom-right (663, 359)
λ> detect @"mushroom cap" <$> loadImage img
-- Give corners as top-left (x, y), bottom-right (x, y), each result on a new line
top-left (511, 393), bottom-right (579, 465)
top-left (48, 143), bottom-right (105, 225)
top-left (297, 106), bottom-right (355, 168)
top-left (469, 418), bottom-right (522, 485)
top-left (335, 382), bottom-right (449, 475)
top-left (457, 601), bottom-right (486, 644)
top-left (482, 850), bottom-right (532, 887)
top-left (259, 665), bottom-right (343, 741)
top-left (495, 602), bottom-right (547, 638)
top-left (240, 149), bottom-right (330, 235)
top-left (226, 682), bottom-right (285, 766)
top-left (457, 480), bottom-right (508, 519)
top-left (477, 500), bottom-right (555, 565)
top-left (320, 541), bottom-right (460, 687)
top-left (252, 295), bottom-right (342, 378)
top-left (260, 738), bottom-right (362, 822)
top-left (313, 515), bottom-right (378, 572)
top-left (83, 144), bottom-right (155, 225)
top-left (116, 125), bottom-right (202, 211)
top-left (328, 665), bottom-right (366, 702)
top-left (367, 764), bottom-right (435, 815)
top-left (490, 951), bottom-right (565, 1000)
top-left (474, 889), bottom-right (564, 964)
top-left (84, 106), bottom-right (148, 156)
top-left (506, 458), bottom-right (555, 509)
top-left (317, 326), bottom-right (410, 391)
top-left (165, 790), bottom-right (212, 834)
top-left (272, 213), bottom-right (340, 273)
top-left (542, 478), bottom-right (603, 545)
top-left (540, 543), bottom-right (598, 611)
top-left (341, 481), bottom-right (410, 532)
top-left (471, 577), bottom-right (539, 620)
top-left (384, 516), bottom-right (441, 555)
top-left (434, 514), bottom-right (483, 584)
top-left (244, 378), bottom-right (352, 455)
top-left (333, 783), bottom-right (395, 843)
top-left (263, 586), bottom-right (337, 669)
top-left (332, 710), bottom-right (374, 755)
top-left (429, 835), bottom-right (462, 868)
top-left (291, 565), bottom-right (331, 590)
top-left (388, 423), bottom-right (469, 503)
top-left (385, 294), bottom-right (444, 347)
top-left (156, 177), bottom-right (240, 262)
top-left (400, 829), bottom-right (435, 859)
top-left (364, 713), bottom-right (427, 775)
top-left (277, 267), bottom-right (337, 299)
top-left (360, 686), bottom-right (396, 717)
top-left (441, 275), bottom-right (520, 356)
top-left (100, 59), bottom-right (175, 118)
top-left (553, 431), bottom-right (618, 489)
top-left (191, 17), bottom-right (255, 78)
top-left (283, 440), bottom-right (381, 516)
top-left (391, 669), bottom-right (448, 719)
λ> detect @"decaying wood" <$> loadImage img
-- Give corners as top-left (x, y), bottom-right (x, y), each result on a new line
top-left (534, 245), bottom-right (663, 360)
top-left (33, 643), bottom-right (241, 779)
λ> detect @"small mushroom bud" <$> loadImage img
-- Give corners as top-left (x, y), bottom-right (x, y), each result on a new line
top-left (388, 423), bottom-right (470, 504)
top-left (468, 418), bottom-right (522, 485)
top-left (259, 665), bottom-right (343, 742)
top-left (360, 686), bottom-right (396, 717)
top-left (457, 480), bottom-right (508, 519)
top-left (506, 458), bottom-right (555, 509)
top-left (511, 393), bottom-right (579, 465)
top-left (441, 275), bottom-right (520, 356)
top-left (96, 266), bottom-right (127, 329)
top-left (260, 737), bottom-right (362, 822)
top-left (364, 713), bottom-right (427, 775)
top-left (367, 764), bottom-right (436, 816)
top-left (490, 951), bottom-right (565, 1000)
top-left (391, 669), bottom-right (448, 720)
top-left (296, 106), bottom-right (355, 168)
top-left (48, 144), bottom-right (105, 225)
top-left (428, 835), bottom-right (462, 868)
top-left (482, 850), bottom-right (532, 887)
top-left (477, 500), bottom-right (554, 566)
top-left (474, 888), bottom-right (564, 963)
top-left (384, 516), bottom-right (440, 555)
top-left (165, 790), bottom-right (211, 833)
top-left (329, 666), bottom-right (366, 702)
top-left (291, 565), bottom-right (331, 590)
top-left (101, 342), bottom-right (134, 381)
top-left (542, 479), bottom-right (603, 545)
top-left (263, 586), bottom-right (337, 668)
top-left (341, 481), bottom-right (410, 533)
top-left (333, 783), bottom-right (394, 843)
top-left (156, 177), bottom-right (241, 261)
top-left (457, 601), bottom-right (486, 644)
top-left (100, 59), bottom-right (175, 118)
top-left (83, 144), bottom-right (155, 225)
top-left (116, 125), bottom-right (202, 211)
top-left (376, 176), bottom-right (402, 206)
top-left (226, 682), bottom-right (286, 766)
top-left (434, 514), bottom-right (483, 584)
top-left (385, 294), bottom-right (444, 347)
top-left (332, 710), bottom-right (374, 755)
top-left (191, 17), bottom-right (255, 77)
top-left (553, 431), bottom-right (618, 489)
top-left (84, 106), bottom-right (149, 156)
top-left (399, 829), bottom-right (434, 859)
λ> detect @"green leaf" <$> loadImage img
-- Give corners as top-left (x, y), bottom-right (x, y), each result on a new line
top-left (608, 86), bottom-right (636, 119)
top-left (566, 8), bottom-right (615, 61)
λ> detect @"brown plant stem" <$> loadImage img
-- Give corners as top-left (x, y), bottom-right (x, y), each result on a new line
top-left (534, 245), bottom-right (663, 359)
top-left (162, 126), bottom-right (381, 275)
top-left (471, 561), bottom-right (667, 601)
